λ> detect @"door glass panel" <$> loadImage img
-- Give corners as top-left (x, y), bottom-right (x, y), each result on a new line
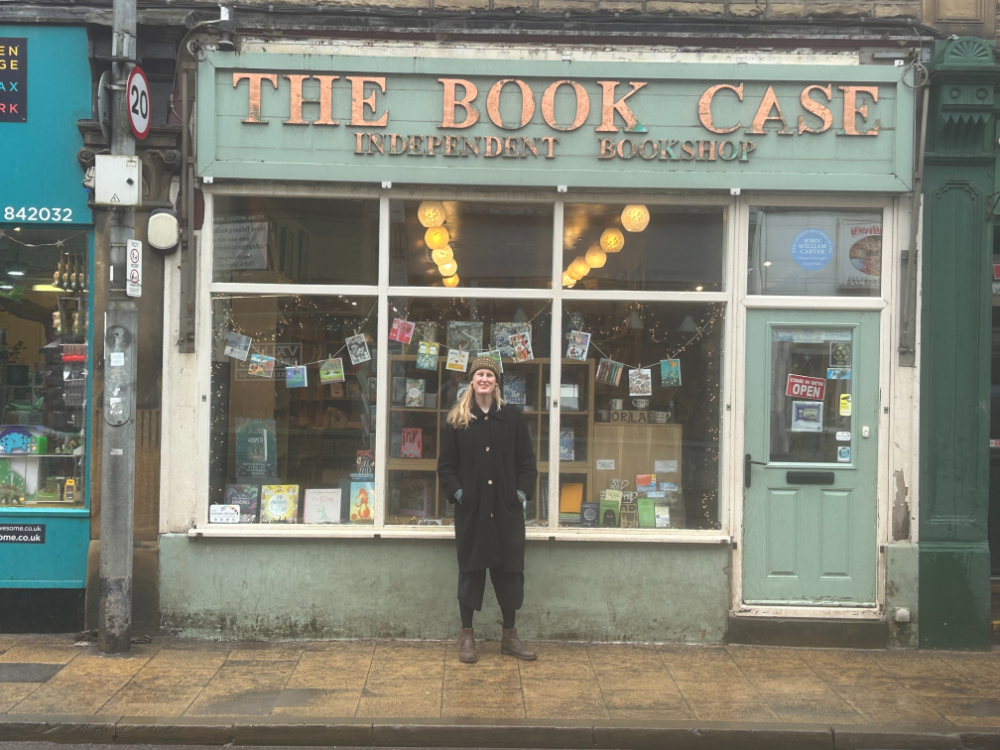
top-left (748, 208), bottom-right (882, 297)
top-left (768, 327), bottom-right (854, 464)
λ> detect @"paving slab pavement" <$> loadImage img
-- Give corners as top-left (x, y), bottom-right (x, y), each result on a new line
top-left (0, 634), bottom-right (998, 748)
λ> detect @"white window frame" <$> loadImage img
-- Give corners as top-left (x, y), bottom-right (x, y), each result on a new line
top-left (188, 182), bottom-right (732, 544)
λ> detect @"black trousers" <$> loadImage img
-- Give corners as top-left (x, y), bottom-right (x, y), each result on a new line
top-left (457, 568), bottom-right (525, 611)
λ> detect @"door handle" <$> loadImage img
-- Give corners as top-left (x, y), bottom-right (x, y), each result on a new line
top-left (744, 453), bottom-right (766, 489)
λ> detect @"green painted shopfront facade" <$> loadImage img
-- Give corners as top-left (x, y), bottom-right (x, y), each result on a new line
top-left (153, 35), bottom-right (995, 648)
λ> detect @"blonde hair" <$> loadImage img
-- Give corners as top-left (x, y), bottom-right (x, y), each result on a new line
top-left (447, 376), bottom-right (504, 429)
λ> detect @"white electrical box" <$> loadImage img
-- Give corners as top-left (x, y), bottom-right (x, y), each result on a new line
top-left (94, 154), bottom-right (142, 207)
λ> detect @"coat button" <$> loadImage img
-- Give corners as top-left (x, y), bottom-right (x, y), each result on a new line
top-left (488, 480), bottom-right (493, 485)
top-left (486, 446), bottom-right (490, 452)
top-left (484, 416), bottom-right (489, 420)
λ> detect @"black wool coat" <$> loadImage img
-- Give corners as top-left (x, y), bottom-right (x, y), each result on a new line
top-left (438, 400), bottom-right (538, 573)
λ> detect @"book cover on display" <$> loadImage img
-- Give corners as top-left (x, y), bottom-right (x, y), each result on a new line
top-left (637, 497), bottom-right (656, 528)
top-left (446, 348), bottom-right (469, 372)
top-left (416, 341), bottom-right (439, 370)
top-left (406, 322), bottom-right (438, 354)
top-left (509, 331), bottom-right (533, 362)
top-left (600, 490), bottom-right (622, 527)
top-left (401, 427), bottom-right (423, 458)
top-left (565, 330), bottom-right (591, 361)
top-left (389, 318), bottom-right (416, 345)
top-left (349, 481), bottom-right (375, 522)
top-left (559, 427), bottom-right (575, 461)
top-left (247, 353), bottom-right (275, 379)
top-left (235, 418), bottom-right (278, 482)
top-left (636, 474), bottom-right (656, 492)
top-left (492, 322), bottom-right (531, 358)
top-left (356, 450), bottom-right (375, 474)
top-left (405, 379), bottom-right (426, 408)
top-left (559, 482), bottom-right (584, 513)
top-left (319, 358), bottom-right (345, 384)
top-left (260, 485), bottom-right (299, 523)
top-left (222, 484), bottom-right (260, 523)
top-left (397, 477), bottom-right (432, 516)
top-left (596, 358), bottom-right (624, 386)
top-left (447, 321), bottom-right (483, 353)
top-left (503, 372), bottom-right (527, 405)
top-left (285, 365), bottom-right (308, 389)
top-left (654, 505), bottom-right (671, 528)
top-left (303, 488), bottom-right (342, 524)
top-left (346, 333), bottom-right (371, 364)
top-left (223, 331), bottom-right (252, 361)
top-left (659, 359), bottom-right (682, 386)
top-left (629, 368), bottom-right (652, 396)
top-left (580, 501), bottom-right (599, 527)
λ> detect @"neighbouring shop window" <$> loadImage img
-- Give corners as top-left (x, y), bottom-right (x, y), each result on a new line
top-left (555, 301), bottom-right (724, 530)
top-left (768, 326), bottom-right (855, 464)
top-left (209, 294), bottom-right (378, 524)
top-left (0, 227), bottom-right (89, 509)
top-left (748, 208), bottom-right (882, 297)
top-left (384, 297), bottom-right (552, 527)
top-left (212, 196), bottom-right (379, 285)
top-left (561, 204), bottom-right (724, 292)
top-left (389, 200), bottom-right (553, 288)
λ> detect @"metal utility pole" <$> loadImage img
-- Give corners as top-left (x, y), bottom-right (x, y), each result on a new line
top-left (98, 0), bottom-right (139, 654)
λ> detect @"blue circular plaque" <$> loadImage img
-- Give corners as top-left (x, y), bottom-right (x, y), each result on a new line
top-left (790, 228), bottom-right (834, 271)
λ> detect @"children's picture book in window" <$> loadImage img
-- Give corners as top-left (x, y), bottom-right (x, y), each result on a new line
top-left (346, 333), bottom-right (371, 365)
top-left (401, 427), bottom-right (423, 458)
top-left (303, 488), bottom-right (341, 524)
top-left (503, 372), bottom-right (527, 405)
top-left (446, 348), bottom-right (469, 372)
top-left (405, 378), bottom-right (426, 408)
top-left (349, 481), bottom-right (375, 523)
top-left (319, 357), bottom-right (345, 384)
top-left (260, 485), bottom-right (299, 523)
top-left (565, 330), bottom-right (591, 361)
top-left (492, 322), bottom-right (531, 358)
top-left (389, 318), bottom-right (416, 345)
top-left (559, 426), bottom-right (575, 461)
top-left (447, 321), bottom-right (483, 353)
top-left (596, 358), bottom-right (624, 386)
top-left (223, 331), bottom-right (252, 361)
top-left (629, 368), bottom-right (652, 397)
top-left (509, 331), bottom-right (533, 362)
top-left (285, 365), bottom-right (308, 389)
top-left (416, 341), bottom-right (439, 370)
top-left (600, 489), bottom-right (622, 527)
top-left (247, 353), bottom-right (275, 379)
top-left (659, 358), bottom-right (682, 386)
top-left (355, 450), bottom-right (375, 475)
top-left (222, 484), bottom-right (260, 523)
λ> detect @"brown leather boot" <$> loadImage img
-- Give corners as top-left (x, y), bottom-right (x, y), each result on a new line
top-left (459, 628), bottom-right (478, 663)
top-left (500, 626), bottom-right (537, 661)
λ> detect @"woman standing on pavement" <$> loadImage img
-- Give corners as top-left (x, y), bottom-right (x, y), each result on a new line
top-left (438, 355), bottom-right (538, 664)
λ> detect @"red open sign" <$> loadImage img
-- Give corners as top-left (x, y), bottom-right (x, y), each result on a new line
top-left (786, 374), bottom-right (826, 401)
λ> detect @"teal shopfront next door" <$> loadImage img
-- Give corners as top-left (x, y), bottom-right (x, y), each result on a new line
top-left (742, 310), bottom-right (880, 606)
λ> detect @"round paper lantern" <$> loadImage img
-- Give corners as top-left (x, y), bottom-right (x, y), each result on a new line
top-left (567, 266), bottom-right (583, 281)
top-left (585, 246), bottom-right (607, 268)
top-left (562, 272), bottom-right (576, 287)
top-left (600, 227), bottom-right (625, 253)
top-left (425, 226), bottom-right (450, 251)
top-left (570, 256), bottom-right (590, 278)
top-left (431, 246), bottom-right (454, 265)
top-left (443, 274), bottom-right (460, 288)
top-left (438, 260), bottom-right (458, 277)
top-left (417, 201), bottom-right (447, 228)
top-left (621, 204), bottom-right (650, 232)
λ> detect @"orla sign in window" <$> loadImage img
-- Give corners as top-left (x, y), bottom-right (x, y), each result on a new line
top-left (198, 53), bottom-right (914, 192)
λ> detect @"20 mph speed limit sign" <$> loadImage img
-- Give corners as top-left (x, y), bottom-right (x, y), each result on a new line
top-left (126, 66), bottom-right (150, 140)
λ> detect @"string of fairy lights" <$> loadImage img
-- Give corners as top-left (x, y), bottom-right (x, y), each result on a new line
top-left (562, 204), bottom-right (650, 287)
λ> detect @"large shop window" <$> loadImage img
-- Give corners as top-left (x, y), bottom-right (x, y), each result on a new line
top-left (385, 297), bottom-right (552, 526)
top-left (748, 208), bottom-right (883, 297)
top-left (210, 294), bottom-right (378, 524)
top-left (389, 201), bottom-right (553, 288)
top-left (0, 227), bottom-right (89, 509)
top-left (212, 196), bottom-right (379, 285)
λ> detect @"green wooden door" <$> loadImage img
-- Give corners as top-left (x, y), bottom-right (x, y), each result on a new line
top-left (742, 310), bottom-right (880, 606)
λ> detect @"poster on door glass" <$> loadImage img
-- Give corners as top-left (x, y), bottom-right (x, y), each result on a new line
top-left (837, 219), bottom-right (882, 292)
top-left (791, 401), bottom-right (823, 432)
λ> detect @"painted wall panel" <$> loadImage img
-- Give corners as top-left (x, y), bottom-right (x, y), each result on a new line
top-left (159, 534), bottom-right (730, 642)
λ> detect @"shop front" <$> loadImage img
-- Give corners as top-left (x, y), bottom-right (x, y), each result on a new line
top-left (0, 26), bottom-right (94, 632)
top-left (158, 41), bottom-right (919, 643)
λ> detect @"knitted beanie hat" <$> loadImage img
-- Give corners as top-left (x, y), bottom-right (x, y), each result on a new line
top-left (468, 356), bottom-right (501, 380)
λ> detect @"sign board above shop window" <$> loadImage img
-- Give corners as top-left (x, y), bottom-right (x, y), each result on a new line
top-left (0, 27), bottom-right (92, 224)
top-left (198, 53), bottom-right (914, 192)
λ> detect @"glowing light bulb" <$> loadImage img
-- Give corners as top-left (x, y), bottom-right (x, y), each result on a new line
top-left (570, 256), bottom-right (590, 278)
top-left (425, 226), bottom-right (450, 251)
top-left (438, 260), bottom-right (458, 277)
top-left (417, 201), bottom-right (447, 227)
top-left (431, 246), bottom-right (454, 265)
top-left (443, 274), bottom-right (460, 287)
top-left (584, 246), bottom-right (606, 268)
top-left (600, 228), bottom-right (625, 253)
top-left (621, 204), bottom-right (650, 232)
